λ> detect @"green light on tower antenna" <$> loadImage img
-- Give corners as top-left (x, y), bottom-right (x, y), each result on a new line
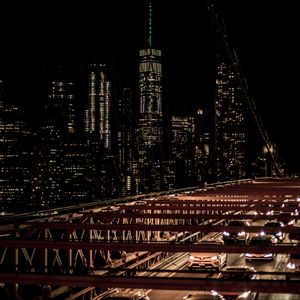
top-left (148, 0), bottom-right (152, 47)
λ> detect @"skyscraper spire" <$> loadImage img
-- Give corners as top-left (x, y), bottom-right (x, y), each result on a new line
top-left (148, 0), bottom-right (152, 47)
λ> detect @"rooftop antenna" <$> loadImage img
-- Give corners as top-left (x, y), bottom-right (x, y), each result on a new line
top-left (147, 0), bottom-right (152, 47)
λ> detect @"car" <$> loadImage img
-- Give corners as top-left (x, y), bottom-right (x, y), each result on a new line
top-left (261, 220), bottom-right (285, 242)
top-left (289, 229), bottom-right (300, 242)
top-left (278, 211), bottom-right (296, 226)
top-left (286, 252), bottom-right (300, 280)
top-left (103, 289), bottom-right (150, 300)
top-left (222, 220), bottom-right (250, 244)
top-left (245, 235), bottom-right (275, 261)
top-left (281, 199), bottom-right (300, 216)
top-left (217, 265), bottom-right (259, 280)
top-left (254, 199), bottom-right (280, 216)
top-left (182, 291), bottom-right (225, 300)
top-left (236, 291), bottom-right (258, 300)
top-left (217, 290), bottom-right (257, 300)
top-left (188, 238), bottom-right (227, 271)
top-left (216, 267), bottom-right (259, 300)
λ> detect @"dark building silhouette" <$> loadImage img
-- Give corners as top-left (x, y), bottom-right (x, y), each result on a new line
top-left (0, 82), bottom-right (32, 213)
top-left (116, 88), bottom-right (135, 195)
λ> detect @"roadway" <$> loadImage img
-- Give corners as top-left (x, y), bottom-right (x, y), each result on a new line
top-left (147, 250), bottom-right (299, 300)
top-left (146, 219), bottom-right (300, 300)
top-left (1, 178), bottom-right (300, 299)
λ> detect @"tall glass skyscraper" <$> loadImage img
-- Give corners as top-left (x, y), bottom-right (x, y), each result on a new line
top-left (138, 0), bottom-right (163, 149)
top-left (136, 1), bottom-right (165, 193)
top-left (138, 48), bottom-right (163, 147)
top-left (85, 64), bottom-right (111, 150)
top-left (208, 0), bottom-right (246, 181)
top-left (215, 62), bottom-right (246, 181)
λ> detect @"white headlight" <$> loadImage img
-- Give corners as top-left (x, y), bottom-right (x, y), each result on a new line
top-left (287, 262), bottom-right (295, 269)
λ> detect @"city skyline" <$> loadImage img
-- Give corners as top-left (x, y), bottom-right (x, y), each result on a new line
top-left (0, 0), bottom-right (299, 173)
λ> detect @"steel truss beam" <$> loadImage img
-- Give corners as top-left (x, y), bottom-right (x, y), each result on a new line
top-left (0, 273), bottom-right (298, 294)
top-left (1, 239), bottom-right (299, 254)
top-left (22, 223), bottom-right (300, 234)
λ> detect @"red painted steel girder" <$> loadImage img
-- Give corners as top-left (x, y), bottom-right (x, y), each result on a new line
top-left (194, 190), bottom-right (300, 196)
top-left (0, 273), bottom-right (298, 294)
top-left (154, 199), bottom-right (264, 202)
top-left (151, 200), bottom-right (289, 205)
top-left (156, 196), bottom-right (297, 200)
top-left (0, 239), bottom-right (299, 254)
top-left (86, 204), bottom-right (299, 212)
top-left (23, 222), bottom-right (300, 234)
top-left (64, 212), bottom-right (300, 220)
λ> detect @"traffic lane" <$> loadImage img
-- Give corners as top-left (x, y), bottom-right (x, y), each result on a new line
top-left (148, 251), bottom-right (284, 300)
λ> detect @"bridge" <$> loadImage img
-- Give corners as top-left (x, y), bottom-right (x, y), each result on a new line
top-left (1, 178), bottom-right (300, 299)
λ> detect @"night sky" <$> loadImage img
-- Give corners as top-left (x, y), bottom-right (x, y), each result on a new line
top-left (0, 1), bottom-right (299, 173)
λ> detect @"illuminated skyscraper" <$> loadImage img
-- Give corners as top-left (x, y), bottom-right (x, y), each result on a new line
top-left (195, 107), bottom-right (211, 183)
top-left (63, 135), bottom-right (91, 206)
top-left (139, 48), bottom-right (162, 116)
top-left (207, 0), bottom-right (246, 181)
top-left (0, 80), bottom-right (3, 108)
top-left (138, 0), bottom-right (163, 149)
top-left (171, 116), bottom-right (197, 187)
top-left (32, 80), bottom-right (76, 209)
top-left (117, 88), bottom-right (134, 195)
top-left (85, 64), bottom-right (111, 150)
top-left (138, 49), bottom-right (163, 148)
top-left (48, 81), bottom-right (76, 133)
top-left (0, 99), bottom-right (31, 213)
top-left (215, 62), bottom-right (246, 181)
top-left (84, 64), bottom-right (119, 198)
top-left (31, 79), bottom-right (91, 209)
top-left (32, 123), bottom-right (63, 209)
top-left (136, 1), bottom-right (164, 192)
